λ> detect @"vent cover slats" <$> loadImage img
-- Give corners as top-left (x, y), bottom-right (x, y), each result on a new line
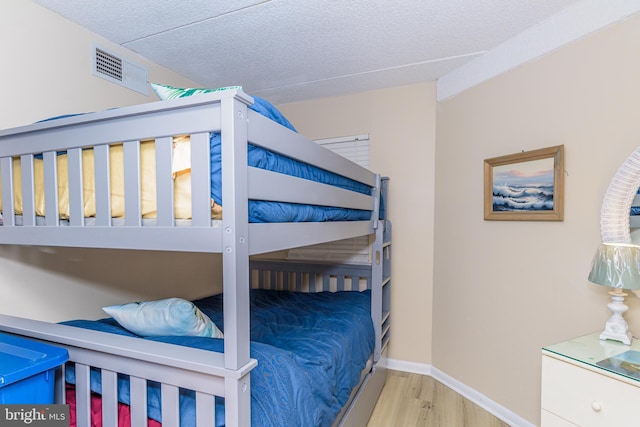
top-left (95, 48), bottom-right (123, 81)
top-left (92, 44), bottom-right (148, 95)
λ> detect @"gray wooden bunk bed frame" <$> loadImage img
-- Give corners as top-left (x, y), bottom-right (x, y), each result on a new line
top-left (0, 89), bottom-right (391, 427)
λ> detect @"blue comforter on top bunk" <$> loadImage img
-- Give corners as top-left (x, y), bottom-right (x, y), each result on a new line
top-left (212, 95), bottom-right (371, 223)
top-left (62, 289), bottom-right (375, 427)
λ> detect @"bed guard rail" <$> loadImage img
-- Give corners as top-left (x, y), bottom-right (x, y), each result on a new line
top-left (0, 91), bottom-right (380, 253)
top-left (0, 313), bottom-right (255, 427)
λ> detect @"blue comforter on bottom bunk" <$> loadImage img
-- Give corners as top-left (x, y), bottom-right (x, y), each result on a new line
top-left (62, 289), bottom-right (374, 427)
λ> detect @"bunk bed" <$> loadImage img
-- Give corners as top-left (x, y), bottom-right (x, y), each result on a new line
top-left (0, 88), bottom-right (392, 427)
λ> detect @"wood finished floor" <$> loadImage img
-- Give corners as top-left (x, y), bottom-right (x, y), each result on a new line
top-left (367, 370), bottom-right (511, 427)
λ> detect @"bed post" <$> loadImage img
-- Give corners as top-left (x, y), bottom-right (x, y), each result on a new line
top-left (221, 91), bottom-right (254, 427)
top-left (370, 175), bottom-right (383, 361)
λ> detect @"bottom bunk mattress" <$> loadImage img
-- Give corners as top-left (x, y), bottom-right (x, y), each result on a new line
top-left (62, 289), bottom-right (375, 427)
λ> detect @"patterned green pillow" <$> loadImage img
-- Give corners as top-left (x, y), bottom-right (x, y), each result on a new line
top-left (151, 82), bottom-right (297, 132)
top-left (151, 83), bottom-right (242, 100)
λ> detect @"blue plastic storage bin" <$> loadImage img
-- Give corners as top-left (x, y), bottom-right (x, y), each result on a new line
top-left (0, 333), bottom-right (69, 404)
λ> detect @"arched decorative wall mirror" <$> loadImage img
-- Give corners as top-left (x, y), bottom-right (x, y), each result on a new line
top-left (599, 147), bottom-right (640, 245)
top-left (586, 147), bottom-right (640, 344)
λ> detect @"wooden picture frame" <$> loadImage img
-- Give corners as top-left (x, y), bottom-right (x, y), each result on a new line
top-left (484, 145), bottom-right (564, 221)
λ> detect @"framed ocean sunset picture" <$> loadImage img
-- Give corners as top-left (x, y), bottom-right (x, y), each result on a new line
top-left (484, 145), bottom-right (564, 221)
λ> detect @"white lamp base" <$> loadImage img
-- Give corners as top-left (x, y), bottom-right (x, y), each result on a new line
top-left (599, 291), bottom-right (632, 345)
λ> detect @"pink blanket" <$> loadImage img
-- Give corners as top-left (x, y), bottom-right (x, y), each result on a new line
top-left (66, 384), bottom-right (161, 427)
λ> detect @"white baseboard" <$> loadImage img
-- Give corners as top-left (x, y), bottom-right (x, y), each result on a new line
top-left (385, 359), bottom-right (536, 427)
top-left (385, 357), bottom-right (432, 376)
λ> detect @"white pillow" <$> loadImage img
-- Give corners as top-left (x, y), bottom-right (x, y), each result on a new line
top-left (103, 298), bottom-right (223, 338)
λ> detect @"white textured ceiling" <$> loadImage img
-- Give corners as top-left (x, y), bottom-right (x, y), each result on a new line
top-left (34, 0), bottom-right (584, 103)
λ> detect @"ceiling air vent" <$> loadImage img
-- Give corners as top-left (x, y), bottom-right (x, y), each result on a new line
top-left (92, 45), bottom-right (148, 95)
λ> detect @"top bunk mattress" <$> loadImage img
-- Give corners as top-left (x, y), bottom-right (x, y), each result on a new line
top-left (0, 88), bottom-right (372, 224)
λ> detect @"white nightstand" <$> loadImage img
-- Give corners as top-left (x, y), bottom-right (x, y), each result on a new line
top-left (541, 332), bottom-right (640, 427)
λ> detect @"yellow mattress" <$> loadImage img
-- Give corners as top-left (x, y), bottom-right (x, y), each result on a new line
top-left (0, 138), bottom-right (222, 220)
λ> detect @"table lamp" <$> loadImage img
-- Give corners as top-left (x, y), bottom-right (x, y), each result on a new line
top-left (588, 242), bottom-right (640, 345)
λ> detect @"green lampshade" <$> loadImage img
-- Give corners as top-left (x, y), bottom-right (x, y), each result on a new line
top-left (588, 243), bottom-right (640, 290)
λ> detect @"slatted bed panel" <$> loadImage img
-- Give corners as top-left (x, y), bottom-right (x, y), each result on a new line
top-left (0, 92), bottom-right (378, 255)
top-left (0, 313), bottom-right (249, 427)
top-left (68, 356), bottom-right (223, 427)
top-left (250, 260), bottom-right (373, 293)
top-left (2, 137), bottom-right (214, 229)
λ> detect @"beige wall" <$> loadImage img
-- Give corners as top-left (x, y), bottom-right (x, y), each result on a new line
top-left (278, 82), bottom-right (437, 363)
top-left (0, 0), bottom-right (196, 129)
top-left (435, 15), bottom-right (640, 425)
top-left (0, 0), bottom-right (221, 322)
